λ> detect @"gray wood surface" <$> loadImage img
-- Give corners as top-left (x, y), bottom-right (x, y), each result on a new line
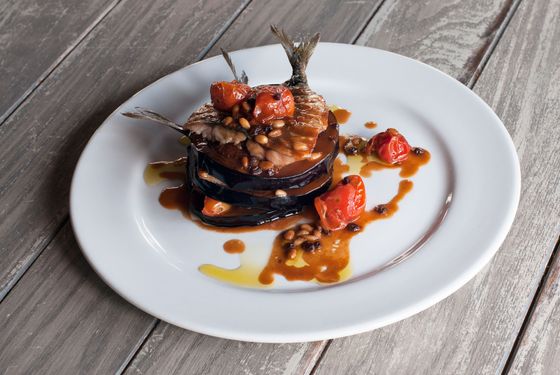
top-left (205, 0), bottom-right (384, 57)
top-left (0, 0), bottom-right (248, 300)
top-left (314, 0), bottom-right (560, 373)
top-left (126, 324), bottom-right (326, 375)
top-left (0, 0), bottom-right (118, 124)
top-left (125, 0), bottom-right (522, 373)
top-left (0, 226), bottom-right (154, 375)
top-left (509, 246), bottom-right (560, 375)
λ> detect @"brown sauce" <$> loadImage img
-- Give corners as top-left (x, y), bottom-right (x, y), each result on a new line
top-left (147, 132), bottom-right (430, 287)
top-left (332, 108), bottom-right (352, 124)
top-left (359, 149), bottom-right (431, 178)
top-left (258, 179), bottom-right (414, 284)
top-left (365, 121), bottom-right (377, 129)
top-left (223, 239), bottom-right (245, 254)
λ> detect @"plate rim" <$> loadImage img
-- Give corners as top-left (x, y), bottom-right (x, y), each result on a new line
top-left (70, 42), bottom-right (521, 342)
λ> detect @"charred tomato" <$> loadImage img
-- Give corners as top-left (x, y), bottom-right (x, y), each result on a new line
top-left (314, 175), bottom-right (366, 231)
top-left (210, 81), bottom-right (251, 111)
top-left (366, 128), bottom-right (411, 164)
top-left (201, 196), bottom-right (232, 216)
top-left (253, 85), bottom-right (295, 123)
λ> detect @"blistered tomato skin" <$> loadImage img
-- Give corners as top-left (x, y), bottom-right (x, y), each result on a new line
top-left (210, 81), bottom-right (251, 111)
top-left (366, 128), bottom-right (411, 164)
top-left (314, 175), bottom-right (366, 231)
top-left (253, 85), bottom-right (295, 123)
top-left (202, 196), bottom-right (232, 216)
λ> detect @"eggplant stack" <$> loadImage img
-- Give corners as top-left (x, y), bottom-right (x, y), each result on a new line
top-left (124, 26), bottom-right (339, 227)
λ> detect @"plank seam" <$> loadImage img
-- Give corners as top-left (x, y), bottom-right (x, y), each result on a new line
top-left (0, 0), bottom-right (125, 127)
top-left (467, 0), bottom-right (523, 88)
top-left (0, 216), bottom-right (69, 303)
top-left (195, 0), bottom-right (253, 61)
top-left (350, 0), bottom-right (388, 44)
top-left (309, 340), bottom-right (332, 375)
top-left (117, 319), bottom-right (161, 375)
top-left (501, 236), bottom-right (560, 374)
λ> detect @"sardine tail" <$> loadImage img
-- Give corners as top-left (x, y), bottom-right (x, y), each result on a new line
top-left (271, 25), bottom-right (320, 86)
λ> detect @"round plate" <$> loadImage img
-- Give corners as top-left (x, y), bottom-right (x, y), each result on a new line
top-left (70, 43), bottom-right (520, 343)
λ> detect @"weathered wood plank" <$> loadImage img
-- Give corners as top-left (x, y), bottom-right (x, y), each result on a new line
top-left (508, 243), bottom-right (560, 375)
top-left (0, 0), bottom-right (118, 124)
top-left (124, 0), bottom-right (520, 373)
top-left (0, 0), bottom-right (248, 299)
top-left (0, 225), bottom-right (155, 375)
top-left (356, 0), bottom-right (517, 84)
top-left (126, 323), bottom-right (326, 375)
top-left (206, 0), bottom-right (384, 56)
top-left (313, 0), bottom-right (560, 373)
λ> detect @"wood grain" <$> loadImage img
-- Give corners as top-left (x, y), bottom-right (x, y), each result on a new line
top-left (509, 243), bottom-right (560, 375)
top-left (313, 0), bottom-right (560, 373)
top-left (126, 323), bottom-right (326, 375)
top-left (206, 0), bottom-right (384, 57)
top-left (0, 0), bottom-right (118, 124)
top-left (0, 0), bottom-right (248, 300)
top-left (0, 225), bottom-right (154, 375)
top-left (125, 0), bottom-right (521, 373)
top-left (357, 0), bottom-right (516, 84)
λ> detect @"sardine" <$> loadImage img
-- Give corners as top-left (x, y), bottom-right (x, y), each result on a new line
top-left (271, 25), bottom-right (329, 138)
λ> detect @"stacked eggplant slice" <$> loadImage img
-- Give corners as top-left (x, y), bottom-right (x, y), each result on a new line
top-left (124, 26), bottom-right (339, 227)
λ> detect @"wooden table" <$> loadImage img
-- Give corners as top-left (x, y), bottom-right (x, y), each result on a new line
top-left (1, 0), bottom-right (559, 373)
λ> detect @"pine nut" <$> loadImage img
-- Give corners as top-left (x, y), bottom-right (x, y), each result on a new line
top-left (255, 134), bottom-right (269, 145)
top-left (232, 104), bottom-right (240, 118)
top-left (268, 129), bottom-right (282, 138)
top-left (260, 160), bottom-right (274, 170)
top-left (242, 101), bottom-right (251, 112)
top-left (294, 238), bottom-right (305, 246)
top-left (271, 119), bottom-right (285, 128)
top-left (241, 156), bottom-right (249, 169)
top-left (275, 189), bottom-right (287, 197)
top-left (223, 116), bottom-right (233, 126)
top-left (239, 117), bottom-right (250, 129)
top-left (287, 248), bottom-right (297, 260)
top-left (283, 230), bottom-right (295, 240)
top-left (297, 230), bottom-right (310, 236)
top-left (300, 224), bottom-right (313, 232)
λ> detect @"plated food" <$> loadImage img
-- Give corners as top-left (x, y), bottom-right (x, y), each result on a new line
top-left (124, 26), bottom-right (430, 286)
top-left (72, 36), bottom-right (519, 341)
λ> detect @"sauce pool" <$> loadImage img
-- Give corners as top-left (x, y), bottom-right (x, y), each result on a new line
top-left (223, 239), bottom-right (245, 254)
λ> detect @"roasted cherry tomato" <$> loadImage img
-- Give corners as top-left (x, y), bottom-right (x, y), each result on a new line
top-left (202, 196), bottom-right (232, 216)
top-left (253, 85), bottom-right (295, 123)
top-left (210, 81), bottom-right (251, 111)
top-left (366, 128), bottom-right (411, 164)
top-left (314, 175), bottom-right (366, 231)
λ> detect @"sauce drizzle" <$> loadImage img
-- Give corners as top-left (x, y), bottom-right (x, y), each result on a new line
top-left (258, 179), bottom-right (414, 284)
top-left (146, 134), bottom-right (430, 287)
top-left (332, 108), bottom-right (352, 124)
top-left (223, 239), bottom-right (245, 254)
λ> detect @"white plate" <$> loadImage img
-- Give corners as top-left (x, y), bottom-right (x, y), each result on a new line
top-left (71, 43), bottom-right (520, 343)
